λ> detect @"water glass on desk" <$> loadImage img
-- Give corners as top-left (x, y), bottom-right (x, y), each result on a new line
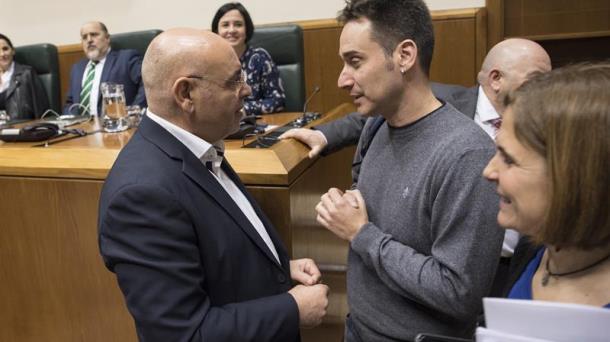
top-left (101, 82), bottom-right (128, 133)
top-left (126, 105), bottom-right (144, 128)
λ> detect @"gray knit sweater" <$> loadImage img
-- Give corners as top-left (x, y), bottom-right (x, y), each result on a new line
top-left (347, 103), bottom-right (503, 341)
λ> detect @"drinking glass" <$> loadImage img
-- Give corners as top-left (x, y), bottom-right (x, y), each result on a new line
top-left (126, 105), bottom-right (143, 127)
top-left (101, 82), bottom-right (128, 132)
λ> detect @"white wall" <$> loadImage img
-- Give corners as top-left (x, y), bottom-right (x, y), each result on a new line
top-left (3, 0), bottom-right (484, 46)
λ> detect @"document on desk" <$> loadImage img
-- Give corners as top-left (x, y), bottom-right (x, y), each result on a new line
top-left (265, 125), bottom-right (279, 132)
top-left (479, 297), bottom-right (610, 342)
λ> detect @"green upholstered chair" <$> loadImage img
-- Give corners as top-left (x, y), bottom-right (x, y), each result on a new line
top-left (249, 24), bottom-right (305, 112)
top-left (14, 43), bottom-right (61, 113)
top-left (110, 29), bottom-right (163, 56)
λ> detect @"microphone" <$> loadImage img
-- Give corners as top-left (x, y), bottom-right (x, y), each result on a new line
top-left (293, 86), bottom-right (321, 127)
top-left (302, 86), bottom-right (320, 115)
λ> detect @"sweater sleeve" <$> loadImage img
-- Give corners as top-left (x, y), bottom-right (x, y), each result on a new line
top-left (350, 147), bottom-right (504, 321)
top-left (315, 112), bottom-right (367, 155)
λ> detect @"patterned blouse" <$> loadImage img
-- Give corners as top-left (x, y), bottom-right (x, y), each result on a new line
top-left (240, 45), bottom-right (285, 115)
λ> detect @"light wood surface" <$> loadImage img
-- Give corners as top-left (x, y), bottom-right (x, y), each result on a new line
top-left (0, 103), bottom-right (355, 342)
top-left (0, 103), bottom-right (354, 185)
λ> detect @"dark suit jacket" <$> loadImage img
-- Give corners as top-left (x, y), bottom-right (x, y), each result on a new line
top-left (317, 83), bottom-right (479, 155)
top-left (2, 62), bottom-right (49, 120)
top-left (64, 49), bottom-right (146, 114)
top-left (98, 115), bottom-right (299, 341)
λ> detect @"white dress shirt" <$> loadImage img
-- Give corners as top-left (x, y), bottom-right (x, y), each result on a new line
top-left (82, 50), bottom-right (109, 116)
top-left (475, 86), bottom-right (520, 257)
top-left (474, 86), bottom-right (502, 139)
top-left (146, 110), bottom-right (281, 264)
top-left (0, 61), bottom-right (15, 93)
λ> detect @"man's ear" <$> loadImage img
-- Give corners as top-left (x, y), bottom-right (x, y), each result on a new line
top-left (396, 39), bottom-right (417, 74)
top-left (489, 69), bottom-right (503, 93)
top-left (173, 78), bottom-right (194, 113)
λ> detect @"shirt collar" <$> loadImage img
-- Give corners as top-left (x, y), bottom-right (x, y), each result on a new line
top-left (476, 86), bottom-right (501, 123)
top-left (145, 109), bottom-right (224, 162)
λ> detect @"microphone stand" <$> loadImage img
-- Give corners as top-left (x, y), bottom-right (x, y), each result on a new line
top-left (293, 86), bottom-right (321, 127)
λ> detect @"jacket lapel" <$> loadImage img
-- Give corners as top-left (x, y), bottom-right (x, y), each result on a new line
top-left (73, 60), bottom-right (88, 102)
top-left (221, 162), bottom-right (290, 265)
top-left (453, 86), bottom-right (478, 119)
top-left (4, 64), bottom-right (24, 99)
top-left (138, 116), bottom-right (286, 269)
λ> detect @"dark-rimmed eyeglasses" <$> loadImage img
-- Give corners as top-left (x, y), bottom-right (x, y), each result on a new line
top-left (184, 70), bottom-right (247, 91)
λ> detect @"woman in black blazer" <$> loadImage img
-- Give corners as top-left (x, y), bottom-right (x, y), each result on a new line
top-left (0, 33), bottom-right (49, 120)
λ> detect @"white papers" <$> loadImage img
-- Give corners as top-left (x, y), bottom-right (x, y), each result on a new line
top-left (264, 125), bottom-right (279, 132)
top-left (477, 298), bottom-right (610, 342)
top-left (476, 327), bottom-right (552, 342)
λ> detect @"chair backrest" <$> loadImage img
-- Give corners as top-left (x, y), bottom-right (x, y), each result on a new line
top-left (110, 29), bottom-right (163, 56)
top-left (14, 43), bottom-right (61, 112)
top-left (249, 24), bottom-right (305, 112)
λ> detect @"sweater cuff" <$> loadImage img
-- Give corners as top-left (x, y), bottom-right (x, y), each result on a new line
top-left (351, 222), bottom-right (383, 257)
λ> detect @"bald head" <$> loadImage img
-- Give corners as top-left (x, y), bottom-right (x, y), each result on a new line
top-left (141, 28), bottom-right (248, 142)
top-left (142, 28), bottom-right (234, 113)
top-left (478, 38), bottom-right (551, 114)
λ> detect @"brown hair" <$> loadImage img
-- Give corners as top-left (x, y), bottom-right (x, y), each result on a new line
top-left (337, 0), bottom-right (435, 76)
top-left (504, 62), bottom-right (610, 249)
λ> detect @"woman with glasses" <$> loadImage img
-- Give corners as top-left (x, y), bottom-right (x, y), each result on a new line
top-left (483, 62), bottom-right (610, 308)
top-left (0, 33), bottom-right (49, 120)
top-left (212, 2), bottom-right (286, 116)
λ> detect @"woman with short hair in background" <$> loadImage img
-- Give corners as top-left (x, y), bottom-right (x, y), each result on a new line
top-left (0, 33), bottom-right (49, 120)
top-left (484, 62), bottom-right (610, 308)
top-left (212, 2), bottom-right (285, 116)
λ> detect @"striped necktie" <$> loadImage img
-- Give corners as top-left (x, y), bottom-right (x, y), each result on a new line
top-left (79, 61), bottom-right (98, 114)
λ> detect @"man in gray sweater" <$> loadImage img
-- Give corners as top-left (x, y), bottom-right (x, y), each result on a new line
top-left (313, 0), bottom-right (504, 340)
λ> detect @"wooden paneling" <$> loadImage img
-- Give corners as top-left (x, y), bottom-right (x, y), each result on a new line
top-left (539, 36), bottom-right (610, 68)
top-left (0, 177), bottom-right (136, 342)
top-left (57, 44), bottom-right (84, 107)
top-left (504, 0), bottom-right (610, 39)
top-left (486, 0), bottom-right (505, 48)
top-left (430, 9), bottom-right (482, 86)
top-left (302, 23), bottom-right (351, 115)
top-left (485, 0), bottom-right (610, 70)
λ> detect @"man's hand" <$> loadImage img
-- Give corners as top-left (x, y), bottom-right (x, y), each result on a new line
top-left (290, 258), bottom-right (322, 286)
top-left (278, 128), bottom-right (327, 158)
top-left (316, 188), bottom-right (368, 241)
top-left (288, 284), bottom-right (329, 328)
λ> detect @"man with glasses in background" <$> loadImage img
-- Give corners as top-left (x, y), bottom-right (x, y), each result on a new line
top-left (98, 28), bottom-right (328, 341)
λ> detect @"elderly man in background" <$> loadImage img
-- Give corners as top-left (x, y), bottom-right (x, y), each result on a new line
top-left (64, 21), bottom-right (146, 115)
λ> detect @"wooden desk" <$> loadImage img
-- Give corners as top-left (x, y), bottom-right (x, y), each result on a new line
top-left (0, 104), bottom-right (354, 342)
